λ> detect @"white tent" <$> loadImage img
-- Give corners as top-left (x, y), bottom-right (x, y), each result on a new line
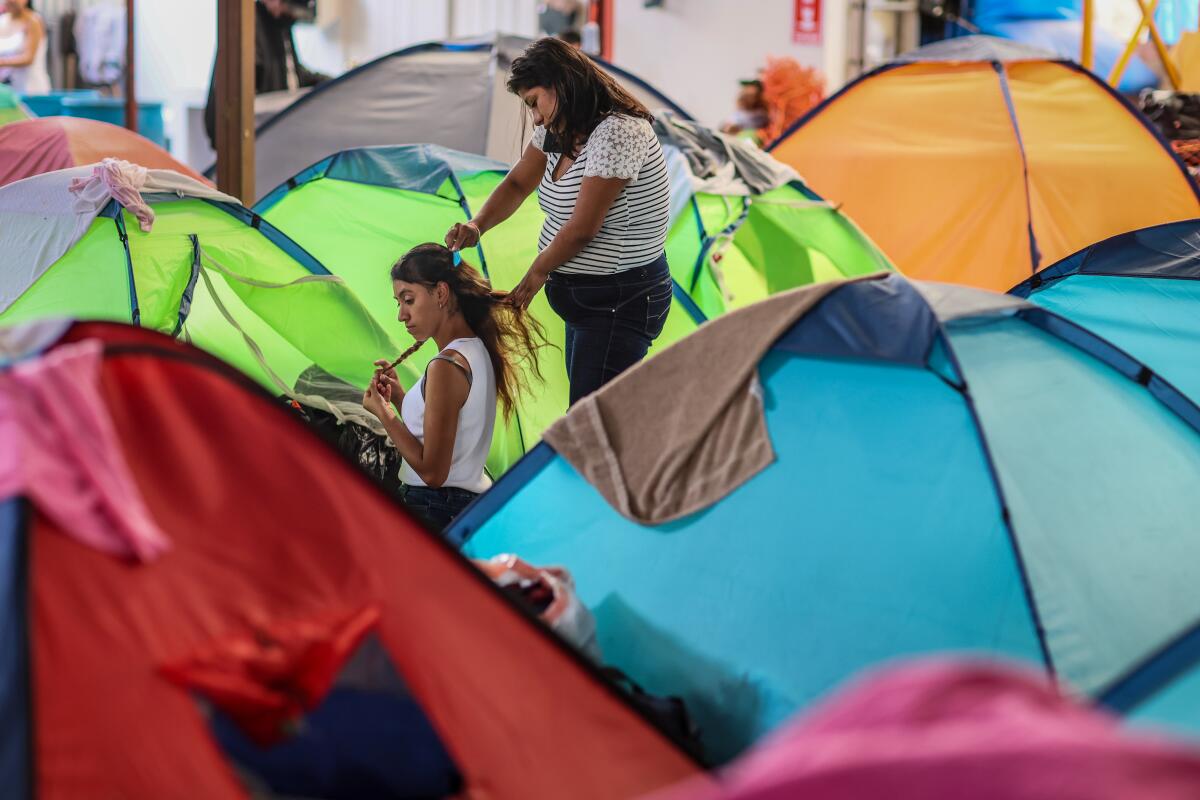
top-left (211, 35), bottom-right (691, 203)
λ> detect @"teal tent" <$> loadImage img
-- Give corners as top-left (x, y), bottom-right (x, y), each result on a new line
top-left (451, 273), bottom-right (1200, 763)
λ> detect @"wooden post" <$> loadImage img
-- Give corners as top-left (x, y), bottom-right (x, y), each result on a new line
top-left (600, 0), bottom-right (613, 61)
top-left (124, 0), bottom-right (137, 132)
top-left (1081, 0), bottom-right (1095, 71)
top-left (216, 0), bottom-right (255, 204)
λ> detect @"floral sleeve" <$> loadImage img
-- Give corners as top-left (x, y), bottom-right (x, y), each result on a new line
top-left (583, 115), bottom-right (652, 180)
top-left (530, 125), bottom-right (547, 151)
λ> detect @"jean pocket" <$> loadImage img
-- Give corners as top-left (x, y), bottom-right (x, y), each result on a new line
top-left (645, 278), bottom-right (674, 337)
top-left (567, 283), bottom-right (626, 314)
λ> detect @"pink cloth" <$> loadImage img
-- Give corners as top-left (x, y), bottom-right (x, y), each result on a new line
top-left (650, 660), bottom-right (1200, 800)
top-left (0, 339), bottom-right (169, 561)
top-left (68, 157), bottom-right (155, 232)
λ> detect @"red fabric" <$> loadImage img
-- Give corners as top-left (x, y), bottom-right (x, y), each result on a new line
top-left (651, 660), bottom-right (1200, 800)
top-left (30, 322), bottom-right (704, 800)
top-left (160, 605), bottom-right (379, 746)
top-left (0, 117), bottom-right (209, 188)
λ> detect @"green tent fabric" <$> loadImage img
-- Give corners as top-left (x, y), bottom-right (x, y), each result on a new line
top-left (256, 145), bottom-right (892, 473)
top-left (256, 145), bottom-right (703, 475)
top-left (0, 171), bottom-right (404, 408)
top-left (664, 163), bottom-right (894, 320)
top-left (0, 85), bottom-right (29, 126)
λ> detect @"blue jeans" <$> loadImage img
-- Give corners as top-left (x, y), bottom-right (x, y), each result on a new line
top-left (398, 484), bottom-right (478, 543)
top-left (545, 253), bottom-right (673, 406)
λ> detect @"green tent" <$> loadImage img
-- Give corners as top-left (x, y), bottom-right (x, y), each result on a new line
top-left (0, 85), bottom-right (30, 126)
top-left (0, 169), bottom-right (402, 406)
top-left (663, 155), bottom-right (894, 320)
top-left (255, 145), bottom-right (892, 470)
top-left (255, 146), bottom-right (703, 474)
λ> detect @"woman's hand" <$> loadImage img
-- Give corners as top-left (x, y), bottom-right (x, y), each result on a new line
top-left (445, 221), bottom-right (481, 251)
top-left (508, 266), bottom-right (551, 310)
top-left (362, 379), bottom-right (391, 419)
top-left (373, 360), bottom-right (405, 405)
top-left (364, 362), bottom-right (404, 418)
top-left (373, 359), bottom-right (399, 388)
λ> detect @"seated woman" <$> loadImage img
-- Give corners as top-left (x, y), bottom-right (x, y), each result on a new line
top-left (363, 244), bottom-right (543, 533)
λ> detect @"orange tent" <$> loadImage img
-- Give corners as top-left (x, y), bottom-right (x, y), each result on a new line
top-left (770, 36), bottom-right (1200, 291)
top-left (0, 116), bottom-right (208, 187)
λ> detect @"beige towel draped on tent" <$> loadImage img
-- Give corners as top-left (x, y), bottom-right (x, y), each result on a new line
top-left (544, 273), bottom-right (889, 524)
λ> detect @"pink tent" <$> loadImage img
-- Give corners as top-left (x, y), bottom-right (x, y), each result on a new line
top-left (0, 117), bottom-right (208, 187)
top-left (653, 661), bottom-right (1200, 800)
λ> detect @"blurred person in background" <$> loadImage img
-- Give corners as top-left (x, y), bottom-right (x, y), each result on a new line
top-left (557, 29), bottom-right (583, 49)
top-left (204, 0), bottom-right (329, 146)
top-left (0, 0), bottom-right (50, 94)
top-left (720, 78), bottom-right (769, 139)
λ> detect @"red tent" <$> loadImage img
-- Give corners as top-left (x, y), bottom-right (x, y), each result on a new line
top-left (1, 320), bottom-right (703, 799)
top-left (0, 117), bottom-right (208, 187)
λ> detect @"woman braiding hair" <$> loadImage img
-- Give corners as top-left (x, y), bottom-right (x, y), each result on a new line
top-left (445, 36), bottom-right (674, 406)
top-left (363, 243), bottom-right (545, 533)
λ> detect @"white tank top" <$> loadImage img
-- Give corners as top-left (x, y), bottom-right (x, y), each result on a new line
top-left (0, 14), bottom-right (50, 95)
top-left (399, 337), bottom-right (496, 493)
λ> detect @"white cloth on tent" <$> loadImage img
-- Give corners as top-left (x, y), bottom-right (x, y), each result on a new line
top-left (69, 159), bottom-right (156, 232)
top-left (74, 5), bottom-right (126, 86)
top-left (0, 166), bottom-right (238, 314)
top-left (653, 110), bottom-right (800, 198)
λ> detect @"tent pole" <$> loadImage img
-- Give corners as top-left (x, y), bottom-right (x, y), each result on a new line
top-left (216, 0), bottom-right (255, 204)
top-left (1110, 0), bottom-right (1160, 85)
top-left (1081, 0), bottom-right (1095, 70)
top-left (124, 0), bottom-right (137, 132)
top-left (1141, 0), bottom-right (1184, 89)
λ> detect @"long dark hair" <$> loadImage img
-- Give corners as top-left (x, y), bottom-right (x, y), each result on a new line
top-left (390, 244), bottom-right (545, 419)
top-left (507, 36), bottom-right (652, 157)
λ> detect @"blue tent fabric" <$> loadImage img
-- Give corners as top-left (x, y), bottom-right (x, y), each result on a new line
top-left (968, 0), bottom-right (1081, 31)
top-left (897, 34), bottom-right (1056, 63)
top-left (1012, 220), bottom-right (1200, 292)
top-left (957, 4), bottom-right (1158, 91)
top-left (1157, 0), bottom-right (1199, 45)
top-left (987, 20), bottom-right (1159, 92)
top-left (0, 499), bottom-right (29, 799)
top-left (1013, 219), bottom-right (1200, 410)
top-left (1102, 620), bottom-right (1200, 727)
top-left (773, 274), bottom-right (938, 365)
top-left (452, 274), bottom-right (1200, 762)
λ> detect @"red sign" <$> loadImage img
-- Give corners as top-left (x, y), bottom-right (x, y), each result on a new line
top-left (793, 0), bottom-right (822, 45)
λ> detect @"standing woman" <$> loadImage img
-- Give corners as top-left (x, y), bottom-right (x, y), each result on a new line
top-left (446, 37), bottom-right (672, 406)
top-left (0, 0), bottom-right (49, 95)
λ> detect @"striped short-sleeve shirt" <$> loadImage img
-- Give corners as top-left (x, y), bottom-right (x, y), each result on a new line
top-left (531, 114), bottom-right (670, 275)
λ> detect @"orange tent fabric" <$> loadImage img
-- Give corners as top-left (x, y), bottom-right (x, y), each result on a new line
top-left (22, 321), bottom-right (704, 799)
top-left (0, 116), bottom-right (208, 187)
top-left (770, 39), bottom-right (1200, 291)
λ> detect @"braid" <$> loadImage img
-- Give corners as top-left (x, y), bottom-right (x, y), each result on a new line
top-left (392, 338), bottom-right (425, 367)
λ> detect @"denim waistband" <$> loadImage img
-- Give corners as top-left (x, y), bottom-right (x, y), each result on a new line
top-left (399, 484), bottom-right (479, 500)
top-left (549, 252), bottom-right (669, 287)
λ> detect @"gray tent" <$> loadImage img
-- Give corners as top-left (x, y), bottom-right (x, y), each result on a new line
top-left (214, 35), bottom-right (691, 202)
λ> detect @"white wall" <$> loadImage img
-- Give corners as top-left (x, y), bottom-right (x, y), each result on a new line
top-left (611, 0), bottom-right (847, 127)
top-left (135, 0), bottom-right (217, 162)
top-left (291, 0), bottom-right (539, 74)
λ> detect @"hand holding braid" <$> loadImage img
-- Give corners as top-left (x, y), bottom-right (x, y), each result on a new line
top-left (367, 338), bottom-right (425, 418)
